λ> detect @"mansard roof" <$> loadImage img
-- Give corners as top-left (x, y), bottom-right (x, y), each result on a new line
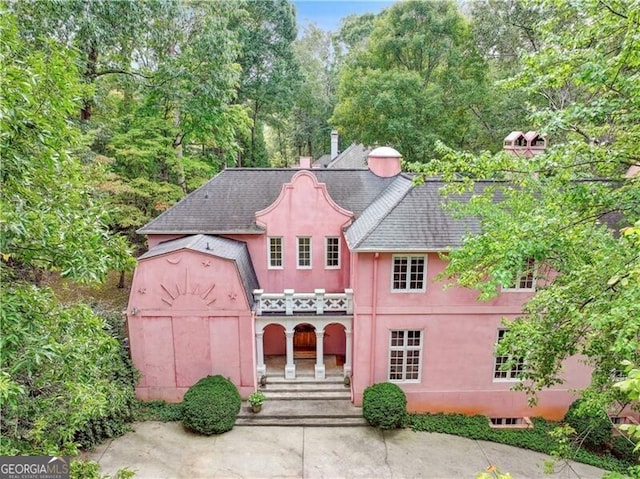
top-left (138, 168), bottom-right (395, 235)
top-left (139, 234), bottom-right (259, 305)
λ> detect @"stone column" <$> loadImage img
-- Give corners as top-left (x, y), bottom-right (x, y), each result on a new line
top-left (256, 330), bottom-right (266, 379)
top-left (344, 328), bottom-right (353, 378)
top-left (314, 330), bottom-right (325, 379)
top-left (285, 329), bottom-right (296, 379)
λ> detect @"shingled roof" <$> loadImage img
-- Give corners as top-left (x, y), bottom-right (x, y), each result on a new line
top-left (138, 168), bottom-right (396, 235)
top-left (348, 179), bottom-right (488, 251)
top-left (139, 234), bottom-right (259, 305)
top-left (138, 167), bottom-right (496, 252)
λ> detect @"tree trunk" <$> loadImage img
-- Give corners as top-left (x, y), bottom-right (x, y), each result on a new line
top-left (81, 45), bottom-right (98, 121)
top-left (118, 270), bottom-right (126, 289)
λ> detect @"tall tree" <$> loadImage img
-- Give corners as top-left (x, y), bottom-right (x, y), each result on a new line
top-left (331, 0), bottom-right (493, 161)
top-left (290, 23), bottom-right (337, 158)
top-left (231, 0), bottom-right (300, 167)
top-left (413, 0), bottom-right (640, 412)
top-left (1, 8), bottom-right (136, 455)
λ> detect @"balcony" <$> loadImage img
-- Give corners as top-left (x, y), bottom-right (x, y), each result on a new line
top-left (253, 289), bottom-right (353, 316)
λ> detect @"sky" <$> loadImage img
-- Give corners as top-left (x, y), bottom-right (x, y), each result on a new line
top-left (292, 1), bottom-right (397, 32)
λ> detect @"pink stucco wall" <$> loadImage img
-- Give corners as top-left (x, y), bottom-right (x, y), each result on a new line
top-left (350, 252), bottom-right (592, 420)
top-left (232, 171), bottom-right (353, 294)
top-left (127, 249), bottom-right (255, 401)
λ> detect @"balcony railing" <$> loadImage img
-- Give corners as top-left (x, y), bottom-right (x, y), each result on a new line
top-left (253, 288), bottom-right (353, 316)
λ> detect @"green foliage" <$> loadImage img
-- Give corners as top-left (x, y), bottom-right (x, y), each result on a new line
top-left (248, 391), bottom-right (266, 407)
top-left (0, 8), bottom-right (133, 282)
top-left (564, 400), bottom-right (612, 449)
top-left (181, 375), bottom-right (241, 435)
top-left (362, 382), bottom-right (407, 429)
top-left (331, 0), bottom-right (496, 160)
top-left (0, 285), bottom-right (137, 455)
top-left (134, 400), bottom-right (183, 423)
top-left (411, 0), bottom-right (640, 410)
top-left (409, 414), bottom-right (635, 474)
top-left (70, 460), bottom-right (135, 479)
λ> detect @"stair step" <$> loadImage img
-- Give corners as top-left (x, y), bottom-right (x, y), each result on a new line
top-left (236, 417), bottom-right (368, 427)
top-left (265, 392), bottom-right (350, 400)
top-left (264, 377), bottom-right (346, 384)
top-left (262, 383), bottom-right (349, 392)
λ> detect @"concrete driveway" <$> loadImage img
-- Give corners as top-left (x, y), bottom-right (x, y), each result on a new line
top-left (85, 422), bottom-right (608, 479)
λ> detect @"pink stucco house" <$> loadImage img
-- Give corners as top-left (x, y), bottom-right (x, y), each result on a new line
top-left (127, 137), bottom-right (592, 421)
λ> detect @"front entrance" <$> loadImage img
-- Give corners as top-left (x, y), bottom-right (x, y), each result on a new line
top-left (293, 324), bottom-right (316, 359)
top-left (255, 316), bottom-right (352, 380)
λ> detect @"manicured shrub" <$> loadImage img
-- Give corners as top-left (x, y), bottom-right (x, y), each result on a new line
top-left (181, 375), bottom-right (241, 435)
top-left (363, 382), bottom-right (407, 429)
top-left (564, 399), bottom-right (612, 449)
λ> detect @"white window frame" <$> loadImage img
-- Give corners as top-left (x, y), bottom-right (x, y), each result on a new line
top-left (502, 258), bottom-right (536, 292)
top-left (296, 236), bottom-right (312, 269)
top-left (267, 237), bottom-right (283, 269)
top-left (324, 236), bottom-right (340, 269)
top-left (493, 329), bottom-right (525, 381)
top-left (391, 255), bottom-right (426, 292)
top-left (388, 330), bottom-right (423, 382)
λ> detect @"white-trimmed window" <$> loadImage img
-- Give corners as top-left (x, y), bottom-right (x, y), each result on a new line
top-left (389, 330), bottom-right (422, 381)
top-left (268, 237), bottom-right (283, 268)
top-left (325, 237), bottom-right (340, 268)
top-left (297, 237), bottom-right (312, 269)
top-left (392, 255), bottom-right (426, 291)
top-left (503, 258), bottom-right (536, 291)
top-left (493, 329), bottom-right (525, 380)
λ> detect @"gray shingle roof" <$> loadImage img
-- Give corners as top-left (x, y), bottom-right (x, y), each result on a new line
top-left (326, 143), bottom-right (371, 169)
top-left (138, 169), bottom-right (396, 235)
top-left (139, 234), bottom-right (259, 306)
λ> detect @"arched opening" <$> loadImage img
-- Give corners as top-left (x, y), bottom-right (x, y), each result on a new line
top-left (263, 323), bottom-right (286, 375)
top-left (293, 323), bottom-right (316, 359)
top-left (324, 323), bottom-right (347, 371)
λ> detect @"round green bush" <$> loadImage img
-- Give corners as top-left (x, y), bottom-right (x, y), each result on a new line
top-left (363, 382), bottom-right (407, 429)
top-left (181, 375), bottom-right (241, 435)
top-left (564, 400), bottom-right (612, 449)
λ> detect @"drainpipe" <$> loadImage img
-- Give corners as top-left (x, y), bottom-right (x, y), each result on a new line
top-left (369, 252), bottom-right (379, 385)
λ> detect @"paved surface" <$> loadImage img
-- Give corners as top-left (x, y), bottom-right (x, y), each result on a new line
top-left (84, 422), bottom-right (608, 479)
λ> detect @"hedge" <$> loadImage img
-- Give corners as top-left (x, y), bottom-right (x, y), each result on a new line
top-left (181, 375), bottom-right (241, 435)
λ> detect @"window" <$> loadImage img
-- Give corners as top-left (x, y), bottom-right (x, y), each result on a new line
top-left (503, 258), bottom-right (536, 291)
top-left (392, 255), bottom-right (426, 291)
top-left (325, 237), bottom-right (340, 268)
top-left (389, 330), bottom-right (422, 381)
top-left (297, 237), bottom-right (311, 269)
top-left (493, 329), bottom-right (525, 380)
top-left (268, 237), bottom-right (283, 268)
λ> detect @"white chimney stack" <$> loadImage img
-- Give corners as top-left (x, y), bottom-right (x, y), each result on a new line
top-left (330, 130), bottom-right (339, 160)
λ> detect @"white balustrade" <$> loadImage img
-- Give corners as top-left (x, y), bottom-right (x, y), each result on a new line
top-left (253, 288), bottom-right (353, 315)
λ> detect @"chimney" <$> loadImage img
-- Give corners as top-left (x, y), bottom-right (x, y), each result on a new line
top-left (504, 131), bottom-right (546, 158)
top-left (367, 146), bottom-right (402, 177)
top-left (330, 130), bottom-right (339, 160)
top-left (298, 156), bottom-right (312, 169)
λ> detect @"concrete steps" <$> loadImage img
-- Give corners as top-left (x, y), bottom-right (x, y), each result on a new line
top-left (236, 378), bottom-right (366, 427)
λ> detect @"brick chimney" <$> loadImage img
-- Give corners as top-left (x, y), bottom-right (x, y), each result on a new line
top-left (330, 130), bottom-right (339, 160)
top-left (367, 146), bottom-right (402, 177)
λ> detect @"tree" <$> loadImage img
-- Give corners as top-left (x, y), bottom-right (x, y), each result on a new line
top-left (331, 0), bottom-right (493, 161)
top-left (412, 0), bottom-right (640, 411)
top-left (231, 0), bottom-right (300, 167)
top-left (289, 23), bottom-right (337, 158)
top-left (0, 8), bottom-right (136, 455)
